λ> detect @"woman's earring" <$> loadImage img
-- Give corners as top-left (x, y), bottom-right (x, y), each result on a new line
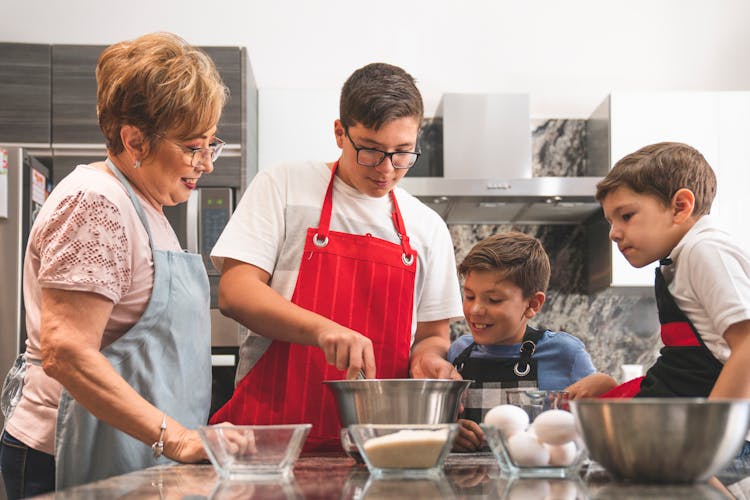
top-left (134, 160), bottom-right (141, 169)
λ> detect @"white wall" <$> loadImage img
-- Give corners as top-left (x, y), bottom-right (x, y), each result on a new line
top-left (3, 0), bottom-right (750, 117)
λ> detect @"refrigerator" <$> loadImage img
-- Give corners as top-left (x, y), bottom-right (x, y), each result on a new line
top-left (0, 146), bottom-right (50, 429)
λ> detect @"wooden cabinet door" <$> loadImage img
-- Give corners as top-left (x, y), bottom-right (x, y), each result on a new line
top-left (201, 47), bottom-right (243, 145)
top-left (0, 43), bottom-right (51, 144)
top-left (51, 45), bottom-right (244, 147)
top-left (51, 45), bottom-right (104, 145)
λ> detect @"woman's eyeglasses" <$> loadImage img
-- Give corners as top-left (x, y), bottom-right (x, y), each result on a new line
top-left (156, 134), bottom-right (226, 167)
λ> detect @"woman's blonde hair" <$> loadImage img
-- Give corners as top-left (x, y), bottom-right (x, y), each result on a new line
top-left (97, 32), bottom-right (228, 157)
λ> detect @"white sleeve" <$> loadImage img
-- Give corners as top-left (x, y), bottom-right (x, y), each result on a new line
top-left (686, 240), bottom-right (750, 337)
top-left (416, 219), bottom-right (463, 322)
top-left (210, 169), bottom-right (286, 274)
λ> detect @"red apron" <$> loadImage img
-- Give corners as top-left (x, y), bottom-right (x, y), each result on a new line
top-left (210, 162), bottom-right (417, 452)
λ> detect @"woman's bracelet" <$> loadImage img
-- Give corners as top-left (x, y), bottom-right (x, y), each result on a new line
top-left (152, 413), bottom-right (167, 459)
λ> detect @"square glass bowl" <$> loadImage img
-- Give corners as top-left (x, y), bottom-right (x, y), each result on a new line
top-left (481, 392), bottom-right (586, 479)
top-left (482, 424), bottom-right (586, 479)
top-left (348, 424), bottom-right (459, 478)
top-left (198, 424), bottom-right (311, 480)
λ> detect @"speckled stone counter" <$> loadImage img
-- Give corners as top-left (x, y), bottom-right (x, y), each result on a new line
top-left (30, 453), bottom-right (749, 499)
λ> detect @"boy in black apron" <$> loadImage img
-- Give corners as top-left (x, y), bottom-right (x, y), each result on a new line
top-left (596, 142), bottom-right (750, 468)
top-left (448, 232), bottom-right (617, 451)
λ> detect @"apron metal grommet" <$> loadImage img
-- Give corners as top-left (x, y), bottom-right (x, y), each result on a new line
top-left (514, 362), bottom-right (531, 377)
top-left (313, 233), bottom-right (329, 247)
top-left (402, 253), bottom-right (414, 266)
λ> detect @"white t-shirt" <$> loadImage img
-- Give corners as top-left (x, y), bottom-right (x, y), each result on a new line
top-left (661, 215), bottom-right (750, 363)
top-left (9, 163), bottom-right (181, 455)
top-left (211, 161), bottom-right (464, 381)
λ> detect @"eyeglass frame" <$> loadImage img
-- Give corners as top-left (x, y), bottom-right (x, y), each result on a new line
top-left (345, 130), bottom-right (421, 169)
top-left (155, 134), bottom-right (226, 167)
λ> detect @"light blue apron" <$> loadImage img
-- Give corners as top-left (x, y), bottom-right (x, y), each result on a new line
top-left (54, 159), bottom-right (211, 489)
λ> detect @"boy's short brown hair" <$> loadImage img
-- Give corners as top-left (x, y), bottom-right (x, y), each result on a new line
top-left (458, 231), bottom-right (551, 298)
top-left (339, 62), bottom-right (424, 131)
top-left (595, 142), bottom-right (716, 216)
top-left (97, 32), bottom-right (228, 157)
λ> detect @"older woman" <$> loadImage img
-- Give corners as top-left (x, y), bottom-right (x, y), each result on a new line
top-left (0, 32), bottom-right (227, 497)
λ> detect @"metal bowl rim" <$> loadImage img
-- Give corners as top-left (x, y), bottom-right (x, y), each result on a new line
top-left (571, 398), bottom-right (750, 407)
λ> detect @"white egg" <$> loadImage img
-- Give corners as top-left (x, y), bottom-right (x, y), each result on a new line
top-left (532, 409), bottom-right (578, 445)
top-left (483, 404), bottom-right (529, 437)
top-left (545, 441), bottom-right (577, 466)
top-left (507, 431), bottom-right (550, 466)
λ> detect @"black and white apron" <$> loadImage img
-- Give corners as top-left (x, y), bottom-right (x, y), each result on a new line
top-left (637, 258), bottom-right (724, 397)
top-left (452, 326), bottom-right (544, 424)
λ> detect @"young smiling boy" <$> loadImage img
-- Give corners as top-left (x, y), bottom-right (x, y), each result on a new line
top-left (596, 142), bottom-right (750, 402)
top-left (448, 231), bottom-right (615, 451)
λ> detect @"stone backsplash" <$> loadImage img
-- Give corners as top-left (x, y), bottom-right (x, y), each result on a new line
top-left (447, 119), bottom-right (661, 381)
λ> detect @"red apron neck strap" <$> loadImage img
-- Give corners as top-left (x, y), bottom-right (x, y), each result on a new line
top-left (316, 161), bottom-right (339, 238)
top-left (389, 190), bottom-right (415, 258)
top-left (318, 160), bottom-right (414, 258)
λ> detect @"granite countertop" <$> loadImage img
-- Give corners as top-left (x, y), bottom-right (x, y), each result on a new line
top-left (31, 453), bottom-right (750, 499)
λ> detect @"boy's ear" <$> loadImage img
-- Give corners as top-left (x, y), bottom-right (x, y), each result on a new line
top-left (672, 188), bottom-right (696, 223)
top-left (334, 119), bottom-right (345, 149)
top-left (525, 291), bottom-right (546, 318)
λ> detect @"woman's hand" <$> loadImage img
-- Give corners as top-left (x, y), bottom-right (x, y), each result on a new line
top-left (452, 418), bottom-right (484, 452)
top-left (165, 427), bottom-right (209, 463)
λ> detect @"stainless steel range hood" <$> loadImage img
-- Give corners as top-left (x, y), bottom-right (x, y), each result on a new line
top-left (399, 93), bottom-right (603, 224)
top-left (399, 176), bottom-right (603, 224)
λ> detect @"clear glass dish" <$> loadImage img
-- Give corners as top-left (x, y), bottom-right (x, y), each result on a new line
top-left (348, 423), bottom-right (459, 478)
top-left (198, 424), bottom-right (311, 481)
top-left (481, 423), bottom-right (587, 479)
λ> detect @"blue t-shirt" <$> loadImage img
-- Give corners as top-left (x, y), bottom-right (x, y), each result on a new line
top-left (447, 329), bottom-right (596, 390)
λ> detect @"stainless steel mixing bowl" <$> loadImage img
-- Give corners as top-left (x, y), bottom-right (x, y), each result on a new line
top-left (324, 379), bottom-right (472, 425)
top-left (571, 398), bottom-right (750, 483)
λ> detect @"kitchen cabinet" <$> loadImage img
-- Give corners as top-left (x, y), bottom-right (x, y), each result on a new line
top-left (587, 91), bottom-right (749, 289)
top-left (51, 45), bottom-right (103, 144)
top-left (0, 43), bottom-right (51, 144)
top-left (47, 44), bottom-right (252, 189)
top-left (201, 47), bottom-right (243, 145)
top-left (257, 88), bottom-right (341, 171)
top-left (51, 45), bottom-right (245, 147)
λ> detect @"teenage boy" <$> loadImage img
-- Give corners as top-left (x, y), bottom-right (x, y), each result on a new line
top-left (208, 63), bottom-right (464, 451)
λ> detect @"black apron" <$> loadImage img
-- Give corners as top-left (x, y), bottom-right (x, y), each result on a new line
top-left (637, 258), bottom-right (724, 397)
top-left (452, 326), bottom-right (544, 424)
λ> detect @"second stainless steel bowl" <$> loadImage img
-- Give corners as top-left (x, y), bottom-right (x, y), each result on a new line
top-left (571, 398), bottom-right (750, 483)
